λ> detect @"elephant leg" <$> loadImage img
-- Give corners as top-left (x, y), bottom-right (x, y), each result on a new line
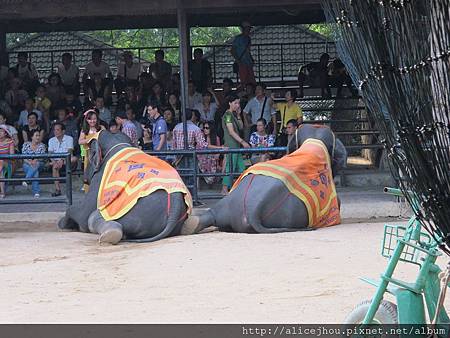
top-left (88, 210), bottom-right (123, 245)
top-left (181, 209), bottom-right (216, 235)
top-left (57, 214), bottom-right (79, 231)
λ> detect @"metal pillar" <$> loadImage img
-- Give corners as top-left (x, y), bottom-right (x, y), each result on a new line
top-left (0, 28), bottom-right (8, 67)
top-left (177, 3), bottom-right (189, 150)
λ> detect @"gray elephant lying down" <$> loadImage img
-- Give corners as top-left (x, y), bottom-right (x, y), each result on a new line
top-left (58, 131), bottom-right (192, 244)
top-left (184, 124), bottom-right (347, 234)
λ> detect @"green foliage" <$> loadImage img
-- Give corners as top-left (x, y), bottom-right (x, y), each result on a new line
top-left (306, 24), bottom-right (333, 39)
top-left (6, 33), bottom-right (34, 48)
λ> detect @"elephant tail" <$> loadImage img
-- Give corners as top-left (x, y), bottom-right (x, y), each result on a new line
top-left (245, 210), bottom-right (312, 234)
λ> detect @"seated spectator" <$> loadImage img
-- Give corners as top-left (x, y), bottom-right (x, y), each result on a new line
top-left (0, 112), bottom-right (19, 147)
top-left (0, 99), bottom-right (13, 121)
top-left (115, 110), bottom-right (138, 147)
top-left (238, 82), bottom-right (256, 108)
top-left (21, 112), bottom-right (44, 144)
top-left (243, 82), bottom-right (276, 134)
top-left (198, 121), bottom-right (226, 184)
top-left (0, 124), bottom-right (15, 198)
top-left (48, 123), bottom-right (78, 197)
top-left (146, 104), bottom-right (167, 151)
top-left (276, 119), bottom-right (298, 148)
top-left (5, 77), bottom-right (28, 114)
top-left (297, 53), bottom-right (330, 98)
top-left (170, 73), bottom-right (181, 97)
top-left (46, 73), bottom-right (66, 108)
top-left (274, 89), bottom-right (303, 132)
top-left (115, 51), bottom-right (141, 97)
top-left (148, 81), bottom-right (166, 108)
top-left (18, 98), bottom-right (43, 127)
top-left (163, 107), bottom-right (176, 132)
top-left (187, 80), bottom-right (202, 109)
top-left (82, 49), bottom-right (112, 93)
top-left (139, 125), bottom-right (153, 151)
top-left (194, 91), bottom-right (218, 123)
top-left (137, 72), bottom-right (153, 107)
top-left (21, 130), bottom-right (46, 198)
top-left (51, 107), bottom-right (78, 142)
top-left (188, 48), bottom-right (212, 93)
top-left (108, 119), bottom-right (119, 134)
top-left (63, 89), bottom-right (83, 118)
top-left (328, 58), bottom-right (358, 97)
top-left (95, 96), bottom-right (112, 124)
top-left (118, 82), bottom-right (141, 116)
top-left (167, 92), bottom-right (181, 122)
top-left (14, 52), bottom-right (39, 95)
top-left (126, 106), bottom-right (143, 140)
top-left (87, 72), bottom-right (112, 108)
top-left (215, 78), bottom-right (234, 107)
top-left (34, 85), bottom-right (52, 129)
top-left (148, 49), bottom-right (172, 92)
top-left (249, 118), bottom-right (275, 163)
top-left (57, 52), bottom-right (80, 96)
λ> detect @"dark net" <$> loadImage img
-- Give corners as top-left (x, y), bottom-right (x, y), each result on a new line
top-left (321, 0), bottom-right (450, 255)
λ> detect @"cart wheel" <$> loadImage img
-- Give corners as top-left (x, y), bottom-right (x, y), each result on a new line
top-left (344, 299), bottom-right (398, 324)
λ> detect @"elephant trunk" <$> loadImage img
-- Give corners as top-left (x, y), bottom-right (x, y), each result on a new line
top-left (124, 192), bottom-right (186, 243)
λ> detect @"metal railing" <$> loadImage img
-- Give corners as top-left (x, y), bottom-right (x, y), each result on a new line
top-left (7, 41), bottom-right (336, 84)
top-left (0, 152), bottom-right (73, 205)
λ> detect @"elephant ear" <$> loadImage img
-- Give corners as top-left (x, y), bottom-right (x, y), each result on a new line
top-left (331, 138), bottom-right (347, 176)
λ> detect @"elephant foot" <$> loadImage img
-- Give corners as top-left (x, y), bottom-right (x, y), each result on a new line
top-left (180, 215), bottom-right (202, 235)
top-left (98, 222), bottom-right (123, 245)
top-left (57, 215), bottom-right (78, 231)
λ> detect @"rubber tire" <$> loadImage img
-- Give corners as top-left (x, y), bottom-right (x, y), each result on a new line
top-left (344, 299), bottom-right (398, 324)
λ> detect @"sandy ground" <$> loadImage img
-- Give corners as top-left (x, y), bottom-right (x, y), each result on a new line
top-left (1, 215), bottom-right (448, 324)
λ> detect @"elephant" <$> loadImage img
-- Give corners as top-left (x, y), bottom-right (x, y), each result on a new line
top-left (183, 124), bottom-right (348, 234)
top-left (58, 130), bottom-right (191, 245)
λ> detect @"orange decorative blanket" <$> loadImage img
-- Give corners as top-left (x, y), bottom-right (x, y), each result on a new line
top-left (98, 147), bottom-right (192, 221)
top-left (231, 139), bottom-right (340, 228)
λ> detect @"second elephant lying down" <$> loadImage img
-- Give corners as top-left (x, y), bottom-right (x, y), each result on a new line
top-left (184, 124), bottom-right (347, 234)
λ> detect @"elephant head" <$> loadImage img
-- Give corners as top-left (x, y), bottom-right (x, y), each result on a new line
top-left (84, 130), bottom-right (132, 184)
top-left (287, 124), bottom-right (347, 177)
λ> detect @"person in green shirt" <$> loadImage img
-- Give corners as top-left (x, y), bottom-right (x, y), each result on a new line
top-left (221, 93), bottom-right (250, 195)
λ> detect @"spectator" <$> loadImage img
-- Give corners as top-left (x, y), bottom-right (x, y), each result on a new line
top-left (148, 81), bottom-right (166, 107)
top-left (0, 112), bottom-right (19, 147)
top-left (167, 92), bottom-right (181, 122)
top-left (5, 77), bottom-right (28, 114)
top-left (46, 73), bottom-right (66, 108)
top-left (148, 49), bottom-right (172, 92)
top-left (298, 53), bottom-right (330, 98)
top-left (173, 109), bottom-right (208, 150)
top-left (21, 112), bottom-right (44, 144)
top-left (118, 84), bottom-right (141, 117)
top-left (126, 106), bottom-right (143, 140)
top-left (221, 93), bottom-right (250, 195)
top-left (115, 110), bottom-right (138, 147)
top-left (231, 21), bottom-right (256, 87)
top-left (139, 125), bottom-right (153, 151)
top-left (243, 82), bottom-right (276, 135)
top-left (95, 96), bottom-right (112, 124)
top-left (34, 85), bottom-right (52, 129)
top-left (21, 130), bottom-right (46, 198)
top-left (328, 58), bottom-right (358, 98)
top-left (0, 99), bottom-right (13, 121)
top-left (238, 82), bottom-right (256, 108)
top-left (274, 89), bottom-right (303, 131)
top-left (215, 78), bottom-right (234, 107)
top-left (14, 52), bottom-right (39, 95)
top-left (187, 80), bottom-right (202, 109)
top-left (198, 121), bottom-right (226, 184)
top-left (108, 119), bottom-right (119, 134)
top-left (87, 72), bottom-right (112, 107)
top-left (249, 118), bottom-right (275, 163)
top-left (163, 107), bottom-right (177, 132)
top-left (115, 51), bottom-right (141, 97)
top-left (191, 109), bottom-right (201, 127)
top-left (170, 73), bottom-right (181, 97)
top-left (82, 49), bottom-right (113, 92)
top-left (276, 119), bottom-right (298, 148)
top-left (63, 89), bottom-right (83, 117)
top-left (48, 122), bottom-right (77, 197)
top-left (52, 107), bottom-right (78, 142)
top-left (146, 104), bottom-right (167, 151)
top-left (138, 72), bottom-right (153, 107)
top-left (57, 52), bottom-right (80, 95)
top-left (18, 98), bottom-right (42, 127)
top-left (0, 124), bottom-right (14, 198)
top-left (194, 91), bottom-right (218, 123)
top-left (188, 48), bottom-right (212, 93)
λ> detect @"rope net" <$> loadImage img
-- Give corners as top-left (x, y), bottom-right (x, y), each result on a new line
top-left (322, 0), bottom-right (450, 255)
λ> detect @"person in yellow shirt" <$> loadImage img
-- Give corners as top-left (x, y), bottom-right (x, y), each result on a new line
top-left (275, 89), bottom-right (303, 130)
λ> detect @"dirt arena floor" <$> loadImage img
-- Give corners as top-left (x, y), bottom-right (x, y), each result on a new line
top-left (1, 212), bottom-right (448, 324)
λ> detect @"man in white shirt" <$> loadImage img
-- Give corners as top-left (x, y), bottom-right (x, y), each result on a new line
top-left (57, 53), bottom-right (80, 95)
top-left (82, 49), bottom-right (112, 92)
top-left (187, 80), bottom-right (202, 109)
top-left (244, 82), bottom-right (277, 135)
top-left (115, 51), bottom-right (141, 96)
top-left (48, 122), bottom-right (78, 196)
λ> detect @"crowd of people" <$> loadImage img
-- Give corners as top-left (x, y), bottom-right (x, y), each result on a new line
top-left (0, 22), bottom-right (355, 199)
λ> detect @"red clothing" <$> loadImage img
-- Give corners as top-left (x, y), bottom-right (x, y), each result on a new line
top-left (172, 121), bottom-right (208, 150)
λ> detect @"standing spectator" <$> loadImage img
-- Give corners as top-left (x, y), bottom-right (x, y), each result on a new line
top-left (194, 91), bottom-right (218, 123)
top-left (4, 77), bottom-right (28, 114)
top-left (147, 104), bottom-right (167, 151)
top-left (95, 96), bottom-right (112, 124)
top-left (187, 80), bottom-right (202, 109)
top-left (167, 92), bottom-right (181, 122)
top-left (163, 107), bottom-right (177, 132)
top-left (48, 123), bottom-right (77, 197)
top-left (57, 52), bottom-right (80, 95)
top-left (148, 50), bottom-right (172, 92)
top-left (0, 124), bottom-right (14, 199)
top-left (18, 98), bottom-right (42, 127)
top-left (243, 82), bottom-right (276, 135)
top-left (221, 93), bottom-right (250, 195)
top-left (198, 121), bottom-right (226, 184)
top-left (274, 89), bottom-right (303, 131)
top-left (328, 58), bottom-right (358, 98)
top-left (115, 110), bottom-right (138, 147)
top-left (249, 118), bottom-right (275, 163)
top-left (87, 72), bottom-right (112, 107)
top-left (126, 106), bottom-right (143, 140)
top-left (188, 48), bottom-right (212, 93)
top-left (21, 112), bottom-right (44, 144)
top-left (297, 53), bottom-right (330, 98)
top-left (82, 49), bottom-right (113, 92)
top-left (0, 112), bottom-right (19, 147)
top-left (14, 52), bottom-right (39, 95)
top-left (231, 21), bottom-right (256, 87)
top-left (21, 130), bottom-right (46, 198)
top-left (115, 51), bottom-right (141, 97)
top-left (172, 109), bottom-right (208, 150)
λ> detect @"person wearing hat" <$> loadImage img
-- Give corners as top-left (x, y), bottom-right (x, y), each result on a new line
top-left (115, 110), bottom-right (138, 147)
top-left (231, 21), bottom-right (256, 87)
top-left (0, 124), bottom-right (15, 198)
top-left (115, 51), bottom-right (142, 97)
